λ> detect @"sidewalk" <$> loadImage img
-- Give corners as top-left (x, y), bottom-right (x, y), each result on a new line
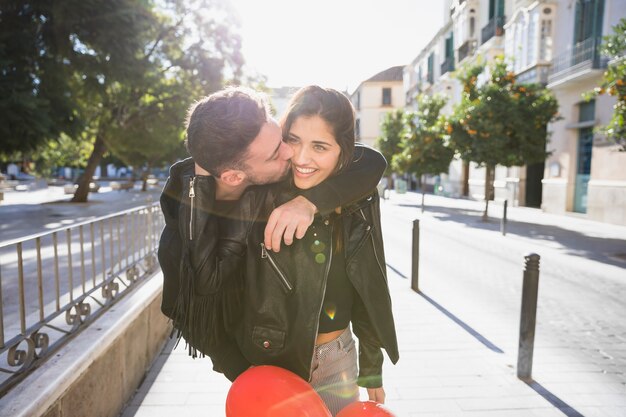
top-left (121, 268), bottom-right (568, 417)
top-left (117, 192), bottom-right (625, 417)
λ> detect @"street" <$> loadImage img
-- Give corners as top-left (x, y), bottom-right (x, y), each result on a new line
top-left (380, 192), bottom-right (626, 409)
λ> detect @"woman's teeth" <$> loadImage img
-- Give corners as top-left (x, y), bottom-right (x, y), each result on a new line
top-left (296, 167), bottom-right (315, 174)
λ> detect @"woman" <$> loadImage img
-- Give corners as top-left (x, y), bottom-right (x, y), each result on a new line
top-left (236, 86), bottom-right (399, 415)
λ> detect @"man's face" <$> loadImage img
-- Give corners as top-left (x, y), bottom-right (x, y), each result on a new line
top-left (241, 118), bottom-right (293, 185)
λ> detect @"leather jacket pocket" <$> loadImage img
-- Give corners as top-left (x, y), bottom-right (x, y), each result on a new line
top-left (252, 326), bottom-right (286, 351)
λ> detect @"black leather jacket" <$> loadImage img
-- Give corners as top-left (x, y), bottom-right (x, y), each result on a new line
top-left (238, 185), bottom-right (399, 388)
top-left (157, 145), bottom-right (393, 382)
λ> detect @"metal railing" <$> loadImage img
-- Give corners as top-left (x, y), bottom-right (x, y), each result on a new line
top-left (481, 15), bottom-right (506, 45)
top-left (516, 63), bottom-right (551, 85)
top-left (457, 40), bottom-right (475, 63)
top-left (440, 56), bottom-right (455, 75)
top-left (0, 202), bottom-right (163, 395)
top-left (548, 37), bottom-right (608, 82)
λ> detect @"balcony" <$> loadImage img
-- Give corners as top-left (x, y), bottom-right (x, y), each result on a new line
top-left (516, 63), bottom-right (551, 85)
top-left (405, 84), bottom-right (421, 105)
top-left (441, 56), bottom-right (455, 75)
top-left (481, 16), bottom-right (506, 45)
top-left (548, 37), bottom-right (609, 86)
top-left (457, 40), bottom-right (475, 63)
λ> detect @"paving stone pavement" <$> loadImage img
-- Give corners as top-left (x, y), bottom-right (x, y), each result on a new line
top-left (121, 267), bottom-right (586, 417)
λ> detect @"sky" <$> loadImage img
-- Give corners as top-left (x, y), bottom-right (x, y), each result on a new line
top-left (228, 0), bottom-right (445, 93)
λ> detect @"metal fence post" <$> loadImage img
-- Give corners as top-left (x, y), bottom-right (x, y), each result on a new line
top-left (501, 199), bottom-right (508, 236)
top-left (411, 219), bottom-right (420, 292)
top-left (517, 253), bottom-right (540, 380)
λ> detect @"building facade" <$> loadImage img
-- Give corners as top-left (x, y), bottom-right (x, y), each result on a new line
top-left (542, 0), bottom-right (626, 224)
top-left (402, 0), bottom-right (626, 224)
top-left (350, 66), bottom-right (405, 148)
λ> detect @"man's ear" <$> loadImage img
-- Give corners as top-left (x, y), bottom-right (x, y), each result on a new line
top-left (219, 169), bottom-right (247, 186)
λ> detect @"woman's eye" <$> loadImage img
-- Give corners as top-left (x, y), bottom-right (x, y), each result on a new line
top-left (314, 145), bottom-right (327, 151)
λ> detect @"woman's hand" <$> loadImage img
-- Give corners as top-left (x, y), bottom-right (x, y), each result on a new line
top-left (366, 387), bottom-right (386, 404)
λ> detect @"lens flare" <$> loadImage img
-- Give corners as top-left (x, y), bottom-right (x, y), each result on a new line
top-left (324, 304), bottom-right (336, 320)
top-left (311, 240), bottom-right (326, 253)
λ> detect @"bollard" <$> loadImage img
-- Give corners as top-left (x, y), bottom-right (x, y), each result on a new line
top-left (501, 199), bottom-right (508, 236)
top-left (421, 192), bottom-right (425, 213)
top-left (411, 219), bottom-right (420, 292)
top-left (517, 253), bottom-right (540, 381)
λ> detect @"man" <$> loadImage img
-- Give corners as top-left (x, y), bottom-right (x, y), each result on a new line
top-left (158, 86), bottom-right (386, 381)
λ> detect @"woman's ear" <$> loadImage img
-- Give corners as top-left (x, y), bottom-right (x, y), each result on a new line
top-left (219, 169), bottom-right (246, 186)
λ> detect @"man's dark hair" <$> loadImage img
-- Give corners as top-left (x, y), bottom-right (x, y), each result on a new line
top-left (185, 86), bottom-right (271, 176)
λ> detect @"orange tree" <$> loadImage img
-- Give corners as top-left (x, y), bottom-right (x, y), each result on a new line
top-left (449, 58), bottom-right (559, 219)
top-left (376, 109), bottom-right (406, 184)
top-left (392, 94), bottom-right (454, 189)
top-left (587, 18), bottom-right (626, 150)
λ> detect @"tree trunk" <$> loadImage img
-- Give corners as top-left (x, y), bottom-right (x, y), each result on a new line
top-left (71, 134), bottom-right (107, 203)
top-left (482, 165), bottom-right (494, 221)
top-left (462, 160), bottom-right (470, 197)
top-left (141, 163), bottom-right (151, 192)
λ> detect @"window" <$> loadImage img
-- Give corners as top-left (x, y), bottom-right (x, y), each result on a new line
top-left (574, 0), bottom-right (604, 44)
top-left (427, 53), bottom-right (434, 83)
top-left (579, 99), bottom-right (595, 122)
top-left (489, 0), bottom-right (505, 19)
top-left (382, 88), bottom-right (392, 106)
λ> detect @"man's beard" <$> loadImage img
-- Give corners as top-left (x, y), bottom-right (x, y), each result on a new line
top-left (244, 161), bottom-right (291, 185)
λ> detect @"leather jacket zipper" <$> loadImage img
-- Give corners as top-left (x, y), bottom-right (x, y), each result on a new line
top-left (260, 243), bottom-right (293, 292)
top-left (188, 177), bottom-right (196, 240)
top-left (359, 208), bottom-right (387, 280)
top-left (309, 223), bottom-right (333, 381)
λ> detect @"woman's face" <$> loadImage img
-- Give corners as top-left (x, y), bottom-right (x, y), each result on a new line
top-left (284, 115), bottom-right (341, 190)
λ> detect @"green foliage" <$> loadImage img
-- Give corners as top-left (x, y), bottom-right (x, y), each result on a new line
top-left (449, 58), bottom-right (559, 169)
top-left (31, 134), bottom-right (94, 177)
top-left (392, 94), bottom-right (454, 177)
top-left (1, 0), bottom-right (244, 200)
top-left (375, 109), bottom-right (407, 176)
top-left (586, 18), bottom-right (626, 150)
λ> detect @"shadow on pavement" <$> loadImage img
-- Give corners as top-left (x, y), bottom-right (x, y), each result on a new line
top-left (398, 203), bottom-right (626, 269)
top-left (525, 379), bottom-right (585, 417)
top-left (387, 262), bottom-right (504, 354)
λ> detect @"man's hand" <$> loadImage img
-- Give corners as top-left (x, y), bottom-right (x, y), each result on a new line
top-left (264, 196), bottom-right (316, 252)
top-left (366, 387), bottom-right (386, 404)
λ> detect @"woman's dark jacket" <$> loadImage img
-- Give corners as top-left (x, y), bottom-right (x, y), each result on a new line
top-left (237, 185), bottom-right (399, 388)
top-left (157, 144), bottom-right (395, 383)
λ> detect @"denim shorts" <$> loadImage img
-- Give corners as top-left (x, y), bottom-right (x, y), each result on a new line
top-left (309, 327), bottom-right (359, 416)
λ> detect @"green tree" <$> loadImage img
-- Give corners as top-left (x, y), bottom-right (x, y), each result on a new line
top-left (107, 87), bottom-right (188, 191)
top-left (449, 58), bottom-right (559, 219)
top-left (1, 0), bottom-right (244, 202)
top-left (70, 0), bottom-right (244, 202)
top-left (31, 133), bottom-right (93, 178)
top-left (0, 0), bottom-right (90, 155)
top-left (376, 109), bottom-right (406, 181)
top-left (586, 18), bottom-right (626, 150)
top-left (392, 94), bottom-right (454, 203)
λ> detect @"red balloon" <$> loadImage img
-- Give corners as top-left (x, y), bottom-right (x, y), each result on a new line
top-left (226, 365), bottom-right (332, 417)
top-left (337, 401), bottom-right (396, 417)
